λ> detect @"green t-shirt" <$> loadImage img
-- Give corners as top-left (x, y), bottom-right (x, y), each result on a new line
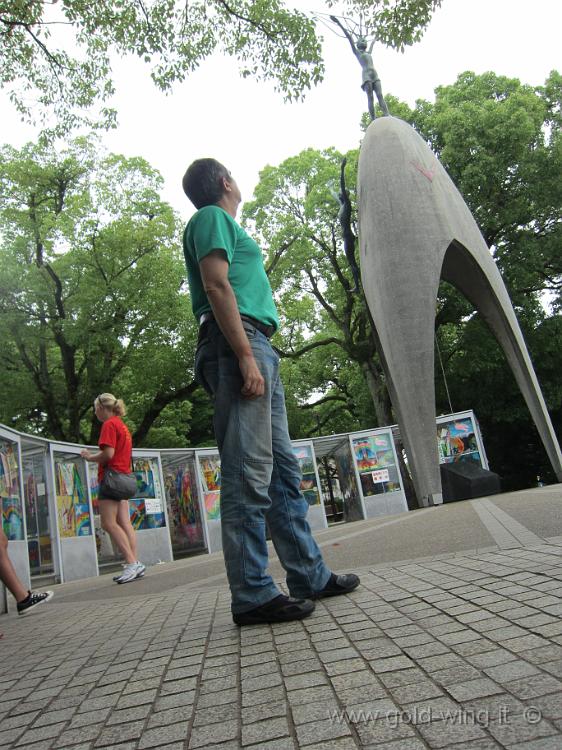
top-left (183, 205), bottom-right (279, 331)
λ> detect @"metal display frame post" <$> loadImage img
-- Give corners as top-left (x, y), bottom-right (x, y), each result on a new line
top-left (194, 448), bottom-right (222, 554)
top-left (130, 449), bottom-right (173, 566)
top-left (49, 443), bottom-right (98, 583)
top-left (0, 426), bottom-right (31, 609)
top-left (292, 439), bottom-right (328, 531)
top-left (348, 427), bottom-right (408, 519)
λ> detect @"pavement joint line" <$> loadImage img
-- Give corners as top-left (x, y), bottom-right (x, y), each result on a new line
top-left (484, 498), bottom-right (546, 546)
top-left (469, 497), bottom-right (535, 549)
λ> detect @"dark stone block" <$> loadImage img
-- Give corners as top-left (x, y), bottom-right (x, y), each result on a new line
top-left (440, 461), bottom-right (501, 502)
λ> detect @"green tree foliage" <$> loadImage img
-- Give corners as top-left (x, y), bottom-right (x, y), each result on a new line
top-left (0, 0), bottom-right (440, 133)
top-left (0, 138), bottom-right (204, 446)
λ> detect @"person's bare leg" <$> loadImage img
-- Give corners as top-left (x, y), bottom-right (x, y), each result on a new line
top-left (99, 501), bottom-right (136, 564)
top-left (116, 500), bottom-right (138, 561)
top-left (0, 528), bottom-right (28, 602)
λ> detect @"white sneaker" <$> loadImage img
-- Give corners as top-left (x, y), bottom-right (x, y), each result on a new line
top-left (115, 563), bottom-right (141, 585)
top-left (134, 562), bottom-right (146, 579)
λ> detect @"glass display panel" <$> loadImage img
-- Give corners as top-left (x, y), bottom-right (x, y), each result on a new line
top-left (198, 454), bottom-right (221, 522)
top-left (351, 433), bottom-right (401, 498)
top-left (293, 444), bottom-right (321, 506)
top-left (54, 453), bottom-right (92, 537)
top-left (161, 455), bottom-right (205, 554)
top-left (334, 442), bottom-right (363, 522)
top-left (23, 452), bottom-right (53, 572)
top-left (131, 457), bottom-right (166, 529)
top-left (437, 416), bottom-right (482, 466)
top-left (0, 438), bottom-right (24, 540)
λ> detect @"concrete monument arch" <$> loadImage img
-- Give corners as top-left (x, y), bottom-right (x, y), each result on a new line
top-left (358, 116), bottom-right (562, 506)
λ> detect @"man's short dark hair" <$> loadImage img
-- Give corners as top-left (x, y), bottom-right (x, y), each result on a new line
top-left (182, 158), bottom-right (231, 209)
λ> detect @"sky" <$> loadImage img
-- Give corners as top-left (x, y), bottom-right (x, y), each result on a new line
top-left (1, 0), bottom-right (561, 219)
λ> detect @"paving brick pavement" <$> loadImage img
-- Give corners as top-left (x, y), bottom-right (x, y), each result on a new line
top-left (1, 542), bottom-right (561, 749)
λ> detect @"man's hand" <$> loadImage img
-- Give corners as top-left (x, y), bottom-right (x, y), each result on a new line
top-left (239, 354), bottom-right (265, 398)
top-left (200, 251), bottom-right (267, 399)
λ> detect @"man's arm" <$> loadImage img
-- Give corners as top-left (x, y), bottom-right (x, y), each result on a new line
top-left (199, 250), bottom-right (265, 398)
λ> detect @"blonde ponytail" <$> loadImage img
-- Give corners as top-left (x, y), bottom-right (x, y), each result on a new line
top-left (95, 393), bottom-right (127, 417)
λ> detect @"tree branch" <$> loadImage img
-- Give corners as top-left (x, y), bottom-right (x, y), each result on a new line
top-left (300, 394), bottom-right (348, 410)
top-left (132, 380), bottom-right (200, 445)
top-left (215, 0), bottom-right (276, 41)
top-left (275, 336), bottom-right (345, 359)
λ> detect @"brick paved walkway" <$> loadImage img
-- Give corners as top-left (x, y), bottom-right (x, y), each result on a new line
top-left (1, 538), bottom-right (561, 750)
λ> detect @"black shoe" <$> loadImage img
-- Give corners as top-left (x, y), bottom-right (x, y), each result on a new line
top-left (314, 573), bottom-right (360, 599)
top-left (233, 594), bottom-right (315, 626)
top-left (17, 590), bottom-right (54, 616)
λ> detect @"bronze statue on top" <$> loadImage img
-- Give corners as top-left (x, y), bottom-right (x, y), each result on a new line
top-left (329, 15), bottom-right (390, 121)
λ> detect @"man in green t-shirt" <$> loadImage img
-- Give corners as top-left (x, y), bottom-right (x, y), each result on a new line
top-left (182, 158), bottom-right (359, 625)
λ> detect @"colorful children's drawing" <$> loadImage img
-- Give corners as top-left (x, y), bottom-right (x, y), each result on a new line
top-left (201, 456), bottom-right (221, 492)
top-left (2, 497), bottom-right (24, 540)
top-left (204, 492), bottom-right (220, 521)
top-left (293, 444), bottom-right (320, 506)
top-left (164, 464), bottom-right (203, 547)
top-left (180, 471), bottom-right (198, 524)
top-left (353, 435), bottom-right (396, 475)
top-left (55, 461), bottom-right (88, 536)
top-left (57, 463), bottom-right (75, 496)
top-left (437, 417), bottom-right (481, 464)
top-left (89, 473), bottom-right (100, 515)
top-left (72, 465), bottom-right (85, 502)
top-left (0, 442), bottom-right (20, 496)
top-left (57, 494), bottom-right (75, 537)
top-left (132, 458), bottom-right (158, 498)
top-left (75, 504), bottom-right (92, 536)
top-left (374, 434), bottom-right (390, 449)
top-left (129, 499), bottom-right (147, 530)
top-left (352, 437), bottom-right (379, 473)
top-left (146, 512), bottom-right (165, 528)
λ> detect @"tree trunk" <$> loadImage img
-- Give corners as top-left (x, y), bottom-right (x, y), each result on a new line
top-left (360, 359), bottom-right (392, 425)
top-left (360, 359), bottom-right (420, 508)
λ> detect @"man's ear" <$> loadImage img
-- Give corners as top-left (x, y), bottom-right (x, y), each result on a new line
top-left (222, 176), bottom-right (231, 192)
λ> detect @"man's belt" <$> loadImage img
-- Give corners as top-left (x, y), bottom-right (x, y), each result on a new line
top-left (199, 312), bottom-right (275, 339)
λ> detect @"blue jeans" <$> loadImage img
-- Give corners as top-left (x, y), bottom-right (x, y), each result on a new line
top-left (195, 320), bottom-right (331, 613)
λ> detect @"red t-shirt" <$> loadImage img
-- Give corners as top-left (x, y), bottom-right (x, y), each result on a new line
top-left (98, 416), bottom-right (133, 481)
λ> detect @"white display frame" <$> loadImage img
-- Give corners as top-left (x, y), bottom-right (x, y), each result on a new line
top-left (48, 442), bottom-right (98, 583)
top-left (0, 425), bottom-right (30, 612)
top-left (348, 427), bottom-right (408, 520)
top-left (158, 448), bottom-right (208, 558)
top-left (291, 439), bottom-right (328, 531)
top-left (130, 449), bottom-right (173, 566)
top-left (194, 448), bottom-right (222, 554)
top-left (436, 410), bottom-right (489, 469)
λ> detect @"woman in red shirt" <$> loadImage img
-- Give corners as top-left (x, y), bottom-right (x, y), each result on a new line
top-left (81, 393), bottom-right (145, 584)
